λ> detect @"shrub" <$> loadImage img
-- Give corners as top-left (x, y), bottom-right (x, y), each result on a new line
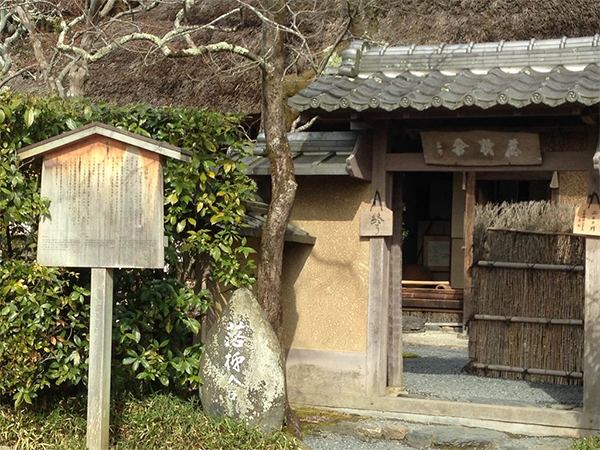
top-left (0, 261), bottom-right (89, 406)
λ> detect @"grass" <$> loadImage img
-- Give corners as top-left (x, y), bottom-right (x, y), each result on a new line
top-left (0, 393), bottom-right (301, 450)
top-left (294, 407), bottom-right (357, 435)
top-left (571, 436), bottom-right (600, 450)
top-left (402, 352), bottom-right (420, 358)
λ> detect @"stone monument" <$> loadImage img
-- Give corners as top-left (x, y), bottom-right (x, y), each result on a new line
top-left (200, 288), bottom-right (286, 432)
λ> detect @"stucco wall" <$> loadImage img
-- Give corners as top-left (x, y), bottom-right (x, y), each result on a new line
top-left (282, 176), bottom-right (371, 354)
top-left (559, 171), bottom-right (588, 206)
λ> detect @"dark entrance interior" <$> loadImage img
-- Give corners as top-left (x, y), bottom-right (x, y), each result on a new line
top-left (401, 172), bottom-right (552, 288)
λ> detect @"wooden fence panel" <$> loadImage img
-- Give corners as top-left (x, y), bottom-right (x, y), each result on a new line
top-left (469, 229), bottom-right (585, 385)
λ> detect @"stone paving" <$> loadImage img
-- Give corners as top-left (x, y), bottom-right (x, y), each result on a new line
top-left (301, 412), bottom-right (575, 450)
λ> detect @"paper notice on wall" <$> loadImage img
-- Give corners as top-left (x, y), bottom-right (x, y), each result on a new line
top-left (573, 204), bottom-right (600, 237)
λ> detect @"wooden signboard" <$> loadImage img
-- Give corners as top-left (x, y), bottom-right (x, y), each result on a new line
top-left (37, 140), bottom-right (164, 268)
top-left (19, 123), bottom-right (190, 268)
top-left (421, 130), bottom-right (542, 166)
top-left (574, 204), bottom-right (600, 237)
top-left (18, 123), bottom-right (190, 450)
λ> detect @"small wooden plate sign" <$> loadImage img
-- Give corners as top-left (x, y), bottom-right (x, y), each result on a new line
top-left (573, 193), bottom-right (600, 238)
top-left (360, 191), bottom-right (393, 237)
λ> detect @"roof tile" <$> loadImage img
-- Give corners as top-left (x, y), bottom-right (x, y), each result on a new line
top-left (290, 64), bottom-right (600, 112)
top-left (290, 36), bottom-right (600, 113)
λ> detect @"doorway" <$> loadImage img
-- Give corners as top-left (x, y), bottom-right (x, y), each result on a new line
top-left (396, 171), bottom-right (582, 410)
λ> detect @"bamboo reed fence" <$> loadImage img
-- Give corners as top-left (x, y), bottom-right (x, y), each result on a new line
top-left (468, 202), bottom-right (584, 385)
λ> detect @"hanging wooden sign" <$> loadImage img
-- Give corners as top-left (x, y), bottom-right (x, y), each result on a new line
top-left (421, 130), bottom-right (542, 166)
top-left (573, 195), bottom-right (600, 237)
top-left (360, 192), bottom-right (393, 237)
top-left (360, 207), bottom-right (393, 236)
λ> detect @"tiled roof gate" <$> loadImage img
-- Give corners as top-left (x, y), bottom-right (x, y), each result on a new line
top-left (289, 35), bottom-right (600, 112)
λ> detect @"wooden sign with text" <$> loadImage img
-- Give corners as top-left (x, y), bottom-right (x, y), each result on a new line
top-left (18, 123), bottom-right (190, 450)
top-left (421, 130), bottom-right (542, 166)
top-left (38, 140), bottom-right (164, 268)
top-left (360, 207), bottom-right (393, 237)
top-left (18, 122), bottom-right (191, 269)
top-left (574, 204), bottom-right (600, 237)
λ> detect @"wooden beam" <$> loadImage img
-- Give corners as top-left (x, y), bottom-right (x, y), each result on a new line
top-left (346, 132), bottom-right (373, 181)
top-left (388, 173), bottom-right (403, 387)
top-left (584, 238), bottom-right (600, 417)
top-left (87, 268), bottom-right (114, 450)
top-left (402, 299), bottom-right (463, 310)
top-left (584, 127), bottom-right (600, 417)
top-left (475, 171), bottom-right (552, 181)
top-left (289, 392), bottom-right (600, 436)
top-left (451, 173), bottom-right (466, 288)
top-left (386, 151), bottom-right (591, 173)
top-left (402, 290), bottom-right (464, 300)
top-left (588, 126), bottom-right (600, 195)
top-left (366, 122), bottom-right (391, 397)
top-left (463, 173), bottom-right (476, 329)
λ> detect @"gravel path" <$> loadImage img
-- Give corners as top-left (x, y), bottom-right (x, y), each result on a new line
top-left (403, 345), bottom-right (583, 408)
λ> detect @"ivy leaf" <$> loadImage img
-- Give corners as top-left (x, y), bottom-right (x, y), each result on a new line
top-left (66, 118), bottom-right (78, 130)
top-left (24, 108), bottom-right (35, 128)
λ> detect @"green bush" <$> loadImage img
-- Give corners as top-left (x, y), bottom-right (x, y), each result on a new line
top-left (0, 91), bottom-right (257, 404)
top-left (113, 274), bottom-right (206, 390)
top-left (0, 393), bottom-right (301, 450)
top-left (0, 261), bottom-right (89, 406)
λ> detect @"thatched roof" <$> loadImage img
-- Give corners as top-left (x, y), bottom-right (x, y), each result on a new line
top-left (8, 0), bottom-right (600, 114)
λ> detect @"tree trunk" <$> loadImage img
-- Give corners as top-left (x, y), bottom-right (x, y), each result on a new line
top-left (256, 0), bottom-right (301, 436)
top-left (67, 60), bottom-right (89, 97)
top-left (67, 33), bottom-right (94, 98)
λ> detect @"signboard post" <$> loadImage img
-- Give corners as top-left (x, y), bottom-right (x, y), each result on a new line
top-left (18, 123), bottom-right (191, 450)
top-left (88, 268), bottom-right (114, 450)
top-left (574, 146), bottom-right (600, 418)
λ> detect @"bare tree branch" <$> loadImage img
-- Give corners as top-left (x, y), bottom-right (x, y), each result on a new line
top-left (56, 3), bottom-right (264, 68)
top-left (0, 9), bottom-right (22, 74)
top-left (98, 0), bottom-right (118, 20)
top-left (58, 27), bottom-right (263, 65)
top-left (0, 64), bottom-right (33, 88)
top-left (15, 5), bottom-right (51, 80)
top-left (291, 114), bottom-right (318, 132)
top-left (316, 4), bottom-right (353, 76)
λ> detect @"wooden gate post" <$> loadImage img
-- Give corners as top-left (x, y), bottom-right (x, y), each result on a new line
top-left (584, 139), bottom-right (600, 417)
top-left (388, 174), bottom-right (403, 388)
top-left (462, 172), bottom-right (476, 330)
top-left (87, 268), bottom-right (114, 450)
top-left (366, 122), bottom-right (391, 397)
